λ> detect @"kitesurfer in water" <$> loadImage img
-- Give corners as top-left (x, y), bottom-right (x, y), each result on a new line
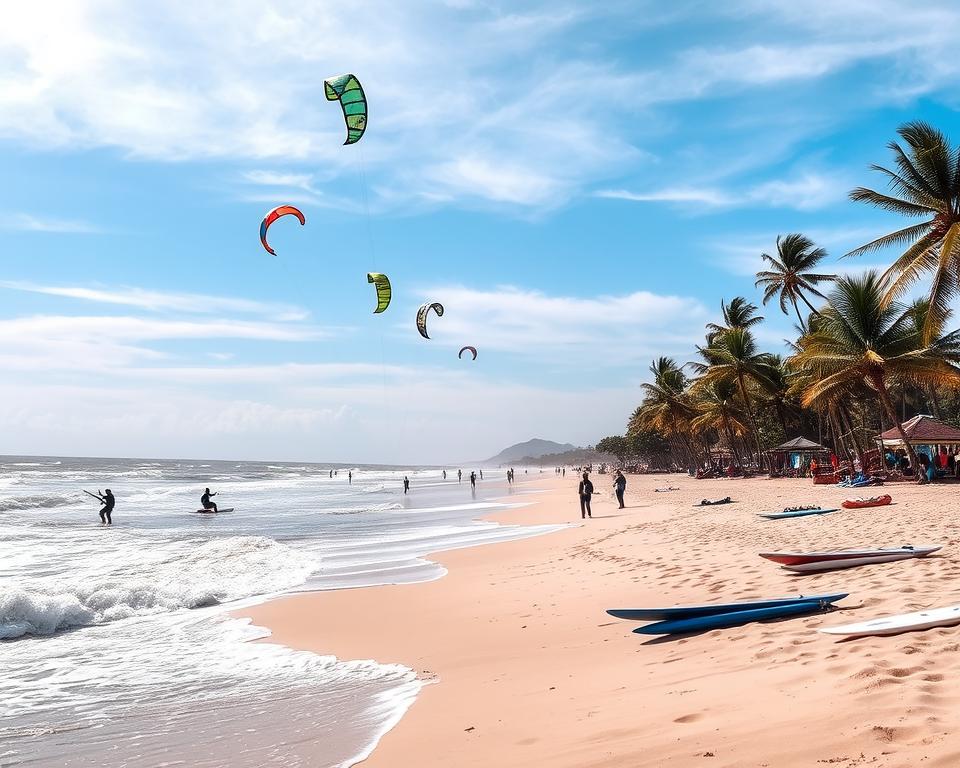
top-left (98, 489), bottom-right (115, 525)
top-left (578, 473), bottom-right (594, 519)
top-left (200, 487), bottom-right (218, 513)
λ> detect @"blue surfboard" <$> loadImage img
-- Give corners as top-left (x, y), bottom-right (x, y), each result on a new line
top-left (633, 597), bottom-right (846, 635)
top-left (608, 592), bottom-right (848, 622)
top-left (759, 507), bottom-right (839, 520)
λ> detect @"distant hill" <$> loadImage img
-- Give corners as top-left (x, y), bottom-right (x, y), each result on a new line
top-left (486, 438), bottom-right (577, 465)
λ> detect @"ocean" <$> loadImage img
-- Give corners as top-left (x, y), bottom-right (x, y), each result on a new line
top-left (0, 456), bottom-right (560, 767)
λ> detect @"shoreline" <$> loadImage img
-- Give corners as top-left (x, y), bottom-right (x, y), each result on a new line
top-left (241, 473), bottom-right (960, 767)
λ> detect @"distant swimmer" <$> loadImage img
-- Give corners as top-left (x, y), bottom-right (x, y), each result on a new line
top-left (97, 489), bottom-right (115, 525)
top-left (403, 476), bottom-right (410, 494)
top-left (200, 487), bottom-right (219, 513)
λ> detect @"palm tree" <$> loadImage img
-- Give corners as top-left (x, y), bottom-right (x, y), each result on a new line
top-left (706, 297), bottom-right (763, 341)
top-left (754, 353), bottom-right (794, 438)
top-left (788, 271), bottom-right (960, 474)
top-left (755, 233), bottom-right (834, 330)
top-left (636, 357), bottom-right (698, 467)
top-left (690, 377), bottom-right (749, 468)
top-left (847, 121), bottom-right (960, 341)
top-left (696, 328), bottom-right (773, 466)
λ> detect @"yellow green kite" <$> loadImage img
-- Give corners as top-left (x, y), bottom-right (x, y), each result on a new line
top-left (367, 272), bottom-right (391, 313)
top-left (324, 74), bottom-right (367, 145)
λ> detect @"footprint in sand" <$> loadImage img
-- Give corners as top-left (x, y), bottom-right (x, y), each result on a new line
top-left (673, 713), bottom-right (702, 723)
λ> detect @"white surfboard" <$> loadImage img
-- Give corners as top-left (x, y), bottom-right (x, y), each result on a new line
top-left (821, 604), bottom-right (960, 638)
top-left (782, 546), bottom-right (940, 572)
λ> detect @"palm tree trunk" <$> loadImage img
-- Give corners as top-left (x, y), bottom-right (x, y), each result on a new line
top-left (927, 384), bottom-right (942, 419)
top-left (720, 413), bottom-right (742, 469)
top-left (797, 291), bottom-right (820, 316)
top-left (790, 297), bottom-right (806, 332)
top-left (736, 372), bottom-right (764, 469)
top-left (871, 373), bottom-right (921, 479)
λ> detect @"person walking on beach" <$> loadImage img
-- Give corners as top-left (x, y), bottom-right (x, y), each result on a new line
top-left (470, 471), bottom-right (476, 489)
top-left (613, 471), bottom-right (626, 509)
top-left (403, 476), bottom-right (410, 494)
top-left (578, 473), bottom-right (593, 519)
top-left (97, 489), bottom-right (115, 525)
top-left (200, 487), bottom-right (218, 513)
top-left (479, 469), bottom-right (483, 480)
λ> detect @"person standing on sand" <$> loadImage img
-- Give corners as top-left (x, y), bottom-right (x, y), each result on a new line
top-left (578, 473), bottom-right (593, 519)
top-left (613, 471), bottom-right (626, 509)
top-left (479, 469), bottom-right (483, 480)
top-left (470, 471), bottom-right (476, 489)
top-left (403, 476), bottom-right (410, 494)
top-left (98, 489), bottom-right (115, 525)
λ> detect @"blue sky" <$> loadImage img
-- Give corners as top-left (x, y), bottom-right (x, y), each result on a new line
top-left (2, 0), bottom-right (960, 463)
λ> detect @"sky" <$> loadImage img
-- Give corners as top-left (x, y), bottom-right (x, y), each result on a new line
top-left (2, 0), bottom-right (960, 464)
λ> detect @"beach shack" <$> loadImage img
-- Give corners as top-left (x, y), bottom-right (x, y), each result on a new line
top-left (877, 414), bottom-right (960, 480)
top-left (768, 437), bottom-right (831, 479)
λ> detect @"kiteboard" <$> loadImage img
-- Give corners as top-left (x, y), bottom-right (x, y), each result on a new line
top-left (759, 507), bottom-right (839, 520)
top-left (761, 545), bottom-right (939, 571)
top-left (192, 507), bottom-right (234, 514)
top-left (607, 593), bottom-right (848, 622)
top-left (634, 597), bottom-right (845, 635)
top-left (821, 604), bottom-right (960, 638)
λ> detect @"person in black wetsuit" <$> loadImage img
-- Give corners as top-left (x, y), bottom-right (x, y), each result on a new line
top-left (98, 489), bottom-right (115, 525)
top-left (613, 470), bottom-right (626, 509)
top-left (578, 473), bottom-right (594, 519)
top-left (458, 469), bottom-right (462, 483)
top-left (200, 487), bottom-right (218, 512)
top-left (403, 476), bottom-right (410, 494)
top-left (469, 471), bottom-right (476, 489)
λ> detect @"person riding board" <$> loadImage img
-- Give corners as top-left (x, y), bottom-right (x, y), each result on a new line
top-left (200, 487), bottom-right (218, 513)
top-left (97, 489), bottom-right (115, 525)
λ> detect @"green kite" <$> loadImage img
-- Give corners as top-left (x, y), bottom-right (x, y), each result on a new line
top-left (367, 272), bottom-right (392, 313)
top-left (324, 74), bottom-right (367, 145)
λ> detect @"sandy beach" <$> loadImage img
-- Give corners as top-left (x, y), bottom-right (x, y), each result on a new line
top-left (241, 473), bottom-right (960, 767)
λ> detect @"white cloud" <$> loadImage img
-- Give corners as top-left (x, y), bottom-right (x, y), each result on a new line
top-left (242, 170), bottom-right (316, 190)
top-left (596, 188), bottom-right (734, 207)
top-left (597, 170), bottom-right (849, 212)
top-left (2, 212), bottom-right (99, 233)
top-left (413, 284), bottom-right (709, 360)
top-left (0, 281), bottom-right (309, 320)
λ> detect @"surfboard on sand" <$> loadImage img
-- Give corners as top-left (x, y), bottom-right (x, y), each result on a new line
top-left (821, 604), bottom-right (960, 638)
top-left (607, 593), bottom-right (849, 622)
top-left (759, 507), bottom-right (839, 520)
top-left (634, 597), bottom-right (846, 635)
top-left (192, 508), bottom-right (234, 514)
top-left (760, 545), bottom-right (940, 567)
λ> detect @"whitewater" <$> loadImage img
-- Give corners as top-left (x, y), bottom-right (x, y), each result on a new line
top-left (0, 456), bottom-right (558, 767)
